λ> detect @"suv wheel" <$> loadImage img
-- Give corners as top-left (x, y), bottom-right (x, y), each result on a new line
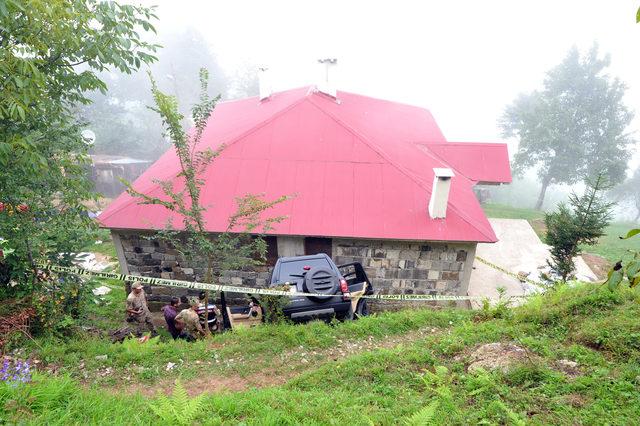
top-left (355, 300), bottom-right (370, 318)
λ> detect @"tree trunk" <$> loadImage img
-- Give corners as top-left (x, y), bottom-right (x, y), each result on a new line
top-left (535, 177), bottom-right (551, 210)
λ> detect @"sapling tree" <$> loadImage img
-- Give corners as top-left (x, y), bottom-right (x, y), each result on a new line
top-left (544, 174), bottom-right (613, 282)
top-left (126, 69), bottom-right (287, 333)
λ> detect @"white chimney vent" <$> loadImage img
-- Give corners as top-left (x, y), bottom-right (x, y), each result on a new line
top-left (317, 58), bottom-right (337, 98)
top-left (428, 168), bottom-right (455, 219)
top-left (258, 66), bottom-right (272, 101)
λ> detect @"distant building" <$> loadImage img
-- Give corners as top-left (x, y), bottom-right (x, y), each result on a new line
top-left (99, 86), bottom-right (511, 309)
top-left (90, 155), bottom-right (151, 198)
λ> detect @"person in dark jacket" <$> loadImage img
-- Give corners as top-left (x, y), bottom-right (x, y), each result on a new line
top-left (161, 297), bottom-right (180, 339)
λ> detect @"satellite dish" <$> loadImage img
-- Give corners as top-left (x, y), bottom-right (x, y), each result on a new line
top-left (81, 129), bottom-right (96, 146)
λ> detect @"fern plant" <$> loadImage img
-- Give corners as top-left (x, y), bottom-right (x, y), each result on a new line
top-left (403, 400), bottom-right (439, 425)
top-left (149, 380), bottom-right (205, 425)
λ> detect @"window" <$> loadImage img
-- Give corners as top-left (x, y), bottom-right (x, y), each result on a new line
top-left (277, 257), bottom-right (332, 284)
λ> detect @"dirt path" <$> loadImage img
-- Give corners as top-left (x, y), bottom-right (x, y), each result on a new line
top-left (121, 326), bottom-right (441, 397)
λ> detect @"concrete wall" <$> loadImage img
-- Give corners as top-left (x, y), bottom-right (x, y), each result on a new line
top-left (111, 230), bottom-right (476, 311)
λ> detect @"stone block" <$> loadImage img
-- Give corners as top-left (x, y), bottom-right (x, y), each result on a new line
top-left (398, 269), bottom-right (412, 279)
top-left (369, 259), bottom-right (383, 268)
top-left (142, 246), bottom-right (155, 253)
top-left (428, 270), bottom-right (440, 280)
top-left (160, 272), bottom-right (172, 279)
top-left (376, 268), bottom-right (386, 279)
top-left (386, 249), bottom-right (400, 259)
top-left (417, 259), bottom-right (432, 269)
top-left (436, 281), bottom-right (447, 290)
top-left (231, 277), bottom-right (243, 285)
top-left (385, 269), bottom-right (398, 279)
top-left (153, 286), bottom-right (175, 296)
top-left (442, 271), bottom-right (460, 281)
top-left (372, 249), bottom-right (386, 259)
top-left (413, 269), bottom-right (427, 279)
top-left (399, 250), bottom-right (419, 261)
top-left (182, 268), bottom-right (194, 275)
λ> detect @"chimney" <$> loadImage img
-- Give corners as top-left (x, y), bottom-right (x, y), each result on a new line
top-left (317, 58), bottom-right (337, 98)
top-left (428, 168), bottom-right (455, 219)
top-left (258, 66), bottom-right (272, 101)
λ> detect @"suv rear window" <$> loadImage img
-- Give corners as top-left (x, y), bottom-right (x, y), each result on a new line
top-left (277, 258), bottom-right (332, 283)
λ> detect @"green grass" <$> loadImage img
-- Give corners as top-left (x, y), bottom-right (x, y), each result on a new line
top-left (481, 203), bottom-right (545, 221)
top-left (579, 222), bottom-right (640, 264)
top-left (482, 203), bottom-right (640, 264)
top-left (2, 283), bottom-right (640, 425)
top-left (81, 228), bottom-right (117, 259)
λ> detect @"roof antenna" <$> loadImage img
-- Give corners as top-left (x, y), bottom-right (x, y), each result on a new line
top-left (317, 58), bottom-right (337, 98)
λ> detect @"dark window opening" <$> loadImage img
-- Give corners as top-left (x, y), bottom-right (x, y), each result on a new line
top-left (265, 236), bottom-right (278, 267)
top-left (304, 237), bottom-right (333, 257)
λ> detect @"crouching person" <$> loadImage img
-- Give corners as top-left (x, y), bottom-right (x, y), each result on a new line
top-left (175, 297), bottom-right (206, 341)
top-left (126, 281), bottom-right (157, 337)
top-left (161, 297), bottom-right (181, 339)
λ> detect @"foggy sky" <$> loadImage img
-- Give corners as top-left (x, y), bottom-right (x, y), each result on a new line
top-left (144, 0), bottom-right (640, 165)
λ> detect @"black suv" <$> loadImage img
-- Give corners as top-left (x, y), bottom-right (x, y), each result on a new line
top-left (269, 254), bottom-right (373, 322)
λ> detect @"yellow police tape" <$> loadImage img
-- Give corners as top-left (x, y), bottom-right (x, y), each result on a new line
top-left (474, 256), bottom-right (544, 287)
top-left (37, 262), bottom-right (480, 302)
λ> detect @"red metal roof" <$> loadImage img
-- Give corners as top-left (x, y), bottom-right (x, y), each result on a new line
top-left (99, 86), bottom-right (511, 243)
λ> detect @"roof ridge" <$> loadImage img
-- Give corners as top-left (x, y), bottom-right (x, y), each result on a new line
top-left (304, 96), bottom-right (495, 241)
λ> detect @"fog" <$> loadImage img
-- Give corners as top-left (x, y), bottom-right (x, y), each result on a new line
top-left (147, 1), bottom-right (639, 146)
top-left (93, 0), bottom-right (640, 216)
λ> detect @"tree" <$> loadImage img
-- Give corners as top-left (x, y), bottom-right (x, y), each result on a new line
top-left (126, 69), bottom-right (287, 333)
top-left (79, 29), bottom-right (258, 160)
top-left (0, 0), bottom-right (157, 297)
top-left (609, 168), bottom-right (640, 222)
top-left (545, 174), bottom-right (613, 282)
top-left (500, 44), bottom-right (635, 210)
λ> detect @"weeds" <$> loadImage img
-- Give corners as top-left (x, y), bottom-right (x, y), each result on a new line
top-left (3, 282), bottom-right (640, 424)
top-left (149, 380), bottom-right (207, 425)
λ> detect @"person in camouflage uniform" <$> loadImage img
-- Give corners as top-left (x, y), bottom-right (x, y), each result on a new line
top-left (175, 297), bottom-right (206, 341)
top-left (126, 282), bottom-right (157, 337)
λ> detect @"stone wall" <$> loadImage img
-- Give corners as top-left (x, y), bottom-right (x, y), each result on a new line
top-left (111, 231), bottom-right (476, 311)
top-left (332, 239), bottom-right (475, 297)
top-left (112, 231), bottom-right (269, 310)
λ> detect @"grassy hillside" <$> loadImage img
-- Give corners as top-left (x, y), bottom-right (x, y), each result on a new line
top-left (1, 283), bottom-right (639, 425)
top-left (482, 203), bottom-right (640, 264)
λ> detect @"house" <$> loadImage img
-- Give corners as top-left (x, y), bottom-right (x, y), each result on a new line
top-left (99, 84), bottom-right (511, 309)
top-left (90, 155), bottom-right (151, 198)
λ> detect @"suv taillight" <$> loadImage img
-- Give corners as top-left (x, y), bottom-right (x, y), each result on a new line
top-left (340, 278), bottom-right (351, 300)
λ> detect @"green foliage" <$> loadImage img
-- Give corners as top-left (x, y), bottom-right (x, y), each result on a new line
top-left (30, 274), bottom-right (91, 335)
top-left (545, 174), bottom-right (613, 282)
top-left (4, 283), bottom-right (640, 424)
top-left (0, 0), bottom-right (157, 298)
top-left (79, 28), bottom-right (242, 160)
top-left (605, 227), bottom-right (640, 292)
top-left (149, 380), bottom-right (206, 426)
top-left (124, 68), bottom-right (287, 330)
top-left (256, 285), bottom-right (291, 324)
top-left (499, 44), bottom-right (635, 210)
top-left (403, 400), bottom-right (439, 425)
top-left (475, 286), bottom-right (513, 321)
